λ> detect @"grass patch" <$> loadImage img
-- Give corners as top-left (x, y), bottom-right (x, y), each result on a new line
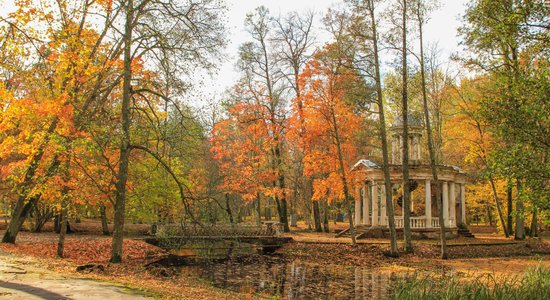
top-left (391, 263), bottom-right (550, 300)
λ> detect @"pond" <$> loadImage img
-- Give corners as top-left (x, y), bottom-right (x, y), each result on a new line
top-left (153, 240), bottom-right (398, 299)
top-left (186, 257), bottom-right (396, 299)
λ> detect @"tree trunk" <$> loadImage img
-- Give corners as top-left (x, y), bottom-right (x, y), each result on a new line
top-left (55, 212), bottom-right (74, 234)
top-left (276, 148), bottom-right (290, 232)
top-left (274, 13), bottom-right (313, 230)
top-left (261, 16), bottom-right (288, 232)
top-left (254, 194), bottom-right (261, 226)
top-left (530, 207), bottom-right (538, 238)
top-left (322, 200), bottom-right (329, 233)
top-left (280, 197), bottom-right (289, 232)
top-left (306, 179), bottom-right (313, 230)
top-left (401, 0), bottom-right (413, 253)
top-left (32, 206), bottom-right (53, 233)
top-left (57, 205), bottom-right (68, 258)
top-left (313, 201), bottom-right (322, 232)
top-left (225, 193), bottom-right (234, 224)
top-left (265, 203), bottom-right (272, 221)
top-left (3, 194), bottom-right (41, 244)
top-left (110, 0), bottom-right (134, 263)
top-left (489, 176), bottom-right (508, 237)
top-left (100, 205), bottom-right (110, 236)
top-left (506, 182), bottom-right (514, 235)
top-left (54, 213), bottom-right (61, 233)
top-left (330, 103), bottom-right (355, 246)
top-left (416, 4), bottom-right (447, 258)
top-left (3, 197), bottom-right (8, 225)
top-left (368, 0), bottom-right (398, 257)
top-left (485, 199), bottom-right (493, 226)
top-left (273, 186), bottom-right (289, 231)
top-left (274, 193), bottom-right (283, 223)
top-left (290, 187), bottom-right (297, 227)
top-left (2, 126), bottom-right (60, 244)
top-left (57, 160), bottom-right (70, 258)
top-left (514, 180), bottom-right (525, 240)
top-left (236, 207), bottom-right (243, 223)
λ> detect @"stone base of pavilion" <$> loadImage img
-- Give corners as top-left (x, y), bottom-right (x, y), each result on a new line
top-left (337, 225), bottom-right (458, 240)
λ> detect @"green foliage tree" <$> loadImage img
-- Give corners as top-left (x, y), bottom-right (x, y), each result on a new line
top-left (459, 0), bottom-right (549, 239)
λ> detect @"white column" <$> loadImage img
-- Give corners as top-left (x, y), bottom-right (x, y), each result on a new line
top-left (411, 188), bottom-right (414, 212)
top-left (442, 181), bottom-right (449, 227)
top-left (354, 187), bottom-right (361, 226)
top-left (380, 184), bottom-right (387, 226)
top-left (391, 137), bottom-right (396, 164)
top-left (362, 183), bottom-right (370, 225)
top-left (414, 137), bottom-right (419, 160)
top-left (371, 183), bottom-right (379, 226)
top-left (461, 184), bottom-right (466, 224)
top-left (417, 136), bottom-right (422, 160)
top-left (425, 179), bottom-right (432, 227)
top-left (449, 182), bottom-right (456, 228)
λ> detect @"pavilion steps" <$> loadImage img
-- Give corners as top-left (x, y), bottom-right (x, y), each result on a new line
top-left (457, 228), bottom-right (476, 238)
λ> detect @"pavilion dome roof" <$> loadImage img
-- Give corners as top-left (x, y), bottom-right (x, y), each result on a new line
top-left (352, 159), bottom-right (380, 170)
top-left (391, 114), bottom-right (423, 128)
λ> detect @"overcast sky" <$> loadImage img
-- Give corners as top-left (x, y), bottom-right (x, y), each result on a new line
top-left (1, 0), bottom-right (470, 108)
top-left (202, 0), bottom-right (470, 105)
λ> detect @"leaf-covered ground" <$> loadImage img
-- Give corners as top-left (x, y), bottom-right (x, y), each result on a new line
top-left (0, 228), bottom-right (548, 299)
top-left (0, 237), bottom-right (163, 264)
top-left (0, 232), bottom-right (248, 299)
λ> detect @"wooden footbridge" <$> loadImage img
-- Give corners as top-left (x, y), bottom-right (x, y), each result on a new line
top-left (141, 223), bottom-right (292, 254)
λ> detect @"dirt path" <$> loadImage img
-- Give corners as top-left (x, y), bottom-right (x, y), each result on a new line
top-left (0, 255), bottom-right (150, 300)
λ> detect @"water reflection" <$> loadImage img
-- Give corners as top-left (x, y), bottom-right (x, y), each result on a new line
top-left (188, 257), bottom-right (394, 299)
top-left (158, 241), bottom-right (396, 298)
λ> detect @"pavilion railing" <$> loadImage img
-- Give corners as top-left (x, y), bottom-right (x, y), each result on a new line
top-left (361, 216), bottom-right (456, 229)
top-left (410, 217), bottom-right (426, 228)
top-left (395, 217), bottom-right (403, 228)
top-left (386, 216), bottom-right (447, 228)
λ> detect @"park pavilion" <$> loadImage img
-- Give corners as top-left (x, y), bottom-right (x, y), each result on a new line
top-left (350, 115), bottom-right (468, 238)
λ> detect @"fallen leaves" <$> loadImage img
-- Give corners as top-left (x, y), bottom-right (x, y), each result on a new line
top-left (0, 237), bottom-right (165, 265)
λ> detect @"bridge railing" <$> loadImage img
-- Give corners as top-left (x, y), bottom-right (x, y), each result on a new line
top-left (155, 223), bottom-right (282, 238)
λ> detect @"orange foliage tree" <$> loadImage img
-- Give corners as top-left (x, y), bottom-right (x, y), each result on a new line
top-left (290, 46), bottom-right (363, 244)
top-left (210, 87), bottom-right (284, 224)
top-left (0, 0), bottom-right (123, 243)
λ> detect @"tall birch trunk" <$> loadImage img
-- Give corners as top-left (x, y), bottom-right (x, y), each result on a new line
top-left (401, 0), bottom-right (413, 253)
top-left (415, 0), bottom-right (447, 258)
top-left (110, 0), bottom-right (133, 263)
top-left (367, 0), bottom-right (398, 256)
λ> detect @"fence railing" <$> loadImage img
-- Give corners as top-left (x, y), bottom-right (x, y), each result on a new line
top-left (156, 222), bottom-right (283, 237)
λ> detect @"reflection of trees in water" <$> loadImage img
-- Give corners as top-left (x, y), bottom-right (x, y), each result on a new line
top-left (197, 259), bottom-right (394, 299)
top-left (355, 269), bottom-right (394, 299)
